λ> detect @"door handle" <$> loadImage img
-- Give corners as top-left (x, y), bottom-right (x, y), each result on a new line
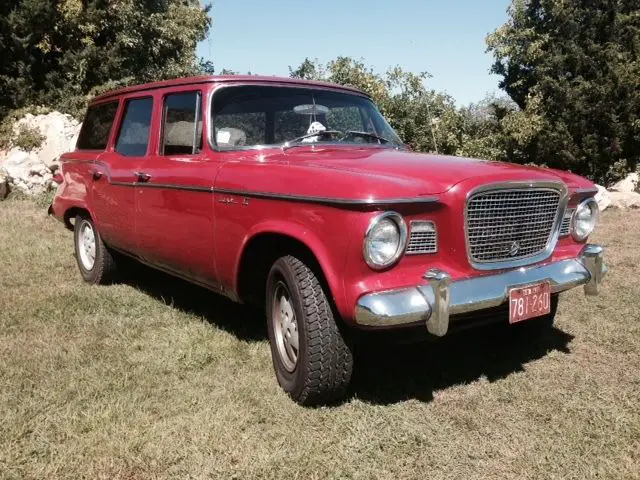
top-left (134, 172), bottom-right (151, 182)
top-left (92, 170), bottom-right (103, 180)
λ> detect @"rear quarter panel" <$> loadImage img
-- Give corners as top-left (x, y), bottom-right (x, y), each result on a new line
top-left (51, 152), bottom-right (98, 225)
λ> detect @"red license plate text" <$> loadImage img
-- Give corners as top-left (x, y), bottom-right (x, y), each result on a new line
top-left (509, 282), bottom-right (551, 324)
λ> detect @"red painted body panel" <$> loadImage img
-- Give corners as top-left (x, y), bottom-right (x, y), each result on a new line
top-left (51, 77), bottom-right (598, 326)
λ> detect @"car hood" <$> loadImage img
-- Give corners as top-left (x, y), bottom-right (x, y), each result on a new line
top-left (218, 147), bottom-right (594, 201)
top-left (296, 148), bottom-right (550, 192)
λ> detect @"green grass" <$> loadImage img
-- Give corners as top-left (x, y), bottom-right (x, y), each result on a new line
top-left (1, 199), bottom-right (638, 479)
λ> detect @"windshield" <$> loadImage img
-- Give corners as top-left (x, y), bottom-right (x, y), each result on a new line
top-left (211, 85), bottom-right (403, 149)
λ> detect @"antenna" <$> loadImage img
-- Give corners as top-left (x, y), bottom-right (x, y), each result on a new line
top-left (425, 96), bottom-right (439, 154)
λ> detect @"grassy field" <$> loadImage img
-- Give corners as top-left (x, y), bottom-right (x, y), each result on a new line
top-left (0, 198), bottom-right (638, 479)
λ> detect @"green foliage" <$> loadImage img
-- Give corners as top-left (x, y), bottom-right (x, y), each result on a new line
top-left (290, 57), bottom-right (465, 155)
top-left (14, 125), bottom-right (45, 151)
top-left (487, 0), bottom-right (640, 184)
top-left (0, 105), bottom-right (50, 149)
top-left (0, 0), bottom-right (212, 120)
top-left (288, 5), bottom-right (640, 185)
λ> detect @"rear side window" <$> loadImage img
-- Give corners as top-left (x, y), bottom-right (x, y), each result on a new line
top-left (76, 101), bottom-right (119, 150)
top-left (115, 97), bottom-right (153, 157)
top-left (161, 92), bottom-right (202, 155)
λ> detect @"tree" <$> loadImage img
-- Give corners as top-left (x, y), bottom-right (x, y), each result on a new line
top-left (0, 0), bottom-right (212, 119)
top-left (289, 57), bottom-right (464, 155)
top-left (487, 0), bottom-right (640, 183)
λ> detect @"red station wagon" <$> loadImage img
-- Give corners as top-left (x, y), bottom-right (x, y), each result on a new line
top-left (51, 75), bottom-right (608, 405)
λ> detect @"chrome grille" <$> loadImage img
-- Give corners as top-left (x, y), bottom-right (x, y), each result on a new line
top-left (560, 208), bottom-right (574, 236)
top-left (406, 221), bottom-right (437, 254)
top-left (466, 188), bottom-right (562, 264)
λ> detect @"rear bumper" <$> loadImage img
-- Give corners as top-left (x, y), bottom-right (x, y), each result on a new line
top-left (354, 244), bottom-right (607, 336)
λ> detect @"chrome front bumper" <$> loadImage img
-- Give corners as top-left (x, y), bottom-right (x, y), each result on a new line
top-left (355, 244), bottom-right (607, 336)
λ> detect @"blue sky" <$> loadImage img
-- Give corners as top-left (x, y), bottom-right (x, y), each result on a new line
top-left (197, 0), bottom-right (512, 105)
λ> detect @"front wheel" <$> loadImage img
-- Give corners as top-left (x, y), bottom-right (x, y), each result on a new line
top-left (266, 255), bottom-right (353, 405)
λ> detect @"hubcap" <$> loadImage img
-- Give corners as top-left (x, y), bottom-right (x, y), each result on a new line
top-left (272, 281), bottom-right (299, 372)
top-left (78, 221), bottom-right (96, 271)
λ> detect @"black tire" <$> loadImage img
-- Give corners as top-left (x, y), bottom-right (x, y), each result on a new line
top-left (266, 255), bottom-right (353, 406)
top-left (511, 294), bottom-right (559, 334)
top-left (73, 214), bottom-right (118, 284)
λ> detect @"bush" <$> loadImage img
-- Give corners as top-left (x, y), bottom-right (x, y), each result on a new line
top-left (0, 106), bottom-right (50, 150)
top-left (13, 125), bottom-right (45, 152)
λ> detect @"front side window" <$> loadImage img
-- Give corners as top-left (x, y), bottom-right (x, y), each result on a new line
top-left (115, 97), bottom-right (153, 157)
top-left (77, 101), bottom-right (119, 150)
top-left (211, 86), bottom-right (402, 149)
top-left (161, 91), bottom-right (202, 155)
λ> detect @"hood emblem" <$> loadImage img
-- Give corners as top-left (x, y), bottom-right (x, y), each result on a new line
top-left (508, 241), bottom-right (521, 257)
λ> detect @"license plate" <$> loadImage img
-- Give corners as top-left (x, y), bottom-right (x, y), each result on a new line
top-left (509, 282), bottom-right (551, 324)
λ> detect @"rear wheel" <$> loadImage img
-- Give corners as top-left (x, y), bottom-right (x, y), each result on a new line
top-left (74, 215), bottom-right (118, 284)
top-left (266, 255), bottom-right (353, 405)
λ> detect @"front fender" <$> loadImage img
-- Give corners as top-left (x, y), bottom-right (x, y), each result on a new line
top-left (230, 215), bottom-right (355, 320)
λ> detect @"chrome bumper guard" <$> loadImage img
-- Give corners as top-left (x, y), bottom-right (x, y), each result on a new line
top-left (355, 244), bottom-right (607, 336)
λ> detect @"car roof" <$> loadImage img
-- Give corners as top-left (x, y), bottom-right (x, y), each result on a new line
top-left (90, 75), bottom-right (369, 103)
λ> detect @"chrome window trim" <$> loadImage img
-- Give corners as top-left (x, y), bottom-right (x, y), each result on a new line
top-left (464, 181), bottom-right (569, 271)
top-left (207, 83), bottom-right (399, 153)
top-left (406, 220), bottom-right (438, 255)
top-left (363, 211), bottom-right (408, 270)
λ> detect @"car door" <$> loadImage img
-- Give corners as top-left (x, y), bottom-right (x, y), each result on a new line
top-left (134, 88), bottom-right (222, 285)
top-left (90, 96), bottom-right (154, 254)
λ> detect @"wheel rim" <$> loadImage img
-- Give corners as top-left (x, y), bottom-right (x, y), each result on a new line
top-left (78, 221), bottom-right (96, 271)
top-left (272, 281), bottom-right (299, 372)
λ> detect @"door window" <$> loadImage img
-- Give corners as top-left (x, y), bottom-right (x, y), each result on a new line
top-left (161, 92), bottom-right (203, 155)
top-left (115, 97), bottom-right (153, 157)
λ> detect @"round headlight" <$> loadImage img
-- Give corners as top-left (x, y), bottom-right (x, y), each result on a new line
top-left (571, 198), bottom-right (599, 241)
top-left (363, 212), bottom-right (408, 270)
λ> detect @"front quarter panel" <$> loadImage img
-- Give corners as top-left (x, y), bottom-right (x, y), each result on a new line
top-left (216, 195), bottom-right (362, 319)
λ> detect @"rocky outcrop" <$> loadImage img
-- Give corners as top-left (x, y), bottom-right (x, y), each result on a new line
top-left (595, 184), bottom-right (612, 211)
top-left (0, 111), bottom-right (81, 196)
top-left (610, 172), bottom-right (639, 194)
top-left (1, 148), bottom-right (53, 195)
top-left (602, 173), bottom-right (640, 210)
top-left (609, 191), bottom-right (640, 209)
top-left (14, 112), bottom-right (81, 168)
top-left (0, 170), bottom-right (8, 200)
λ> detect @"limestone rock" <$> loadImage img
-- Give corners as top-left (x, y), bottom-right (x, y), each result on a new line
top-left (595, 185), bottom-right (612, 212)
top-left (610, 172), bottom-right (639, 193)
top-left (0, 170), bottom-right (8, 200)
top-left (2, 147), bottom-right (52, 195)
top-left (14, 111), bottom-right (81, 168)
top-left (609, 191), bottom-right (640, 209)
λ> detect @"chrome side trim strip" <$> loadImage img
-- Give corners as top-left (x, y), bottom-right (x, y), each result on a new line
top-left (573, 187), bottom-right (598, 195)
top-left (107, 180), bottom-right (440, 206)
top-left (213, 188), bottom-right (439, 206)
top-left (110, 181), bottom-right (213, 192)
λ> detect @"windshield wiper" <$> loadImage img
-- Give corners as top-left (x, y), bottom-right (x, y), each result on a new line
top-left (282, 130), bottom-right (343, 150)
top-left (343, 130), bottom-right (391, 144)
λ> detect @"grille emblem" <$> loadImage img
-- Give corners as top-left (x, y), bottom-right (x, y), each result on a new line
top-left (508, 241), bottom-right (521, 257)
